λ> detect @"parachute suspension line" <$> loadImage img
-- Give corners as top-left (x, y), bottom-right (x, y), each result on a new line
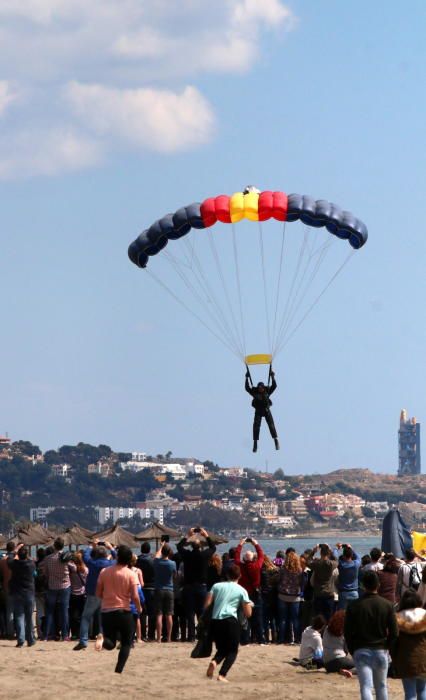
top-left (258, 221), bottom-right (272, 354)
top-left (145, 267), bottom-right (241, 359)
top-left (178, 237), bottom-right (245, 359)
top-left (231, 223), bottom-right (247, 357)
top-left (163, 250), bottom-right (243, 358)
top-left (275, 238), bottom-right (333, 350)
top-left (272, 225), bottom-right (310, 356)
top-left (207, 228), bottom-right (245, 359)
top-left (275, 250), bottom-right (355, 355)
top-left (276, 236), bottom-right (334, 348)
top-left (271, 221), bottom-right (287, 351)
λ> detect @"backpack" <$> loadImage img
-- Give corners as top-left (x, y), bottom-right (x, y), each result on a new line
top-left (408, 563), bottom-right (422, 591)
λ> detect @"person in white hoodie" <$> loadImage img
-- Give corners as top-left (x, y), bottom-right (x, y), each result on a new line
top-left (417, 567), bottom-right (426, 608)
top-left (391, 590), bottom-right (426, 700)
top-left (298, 614), bottom-right (325, 668)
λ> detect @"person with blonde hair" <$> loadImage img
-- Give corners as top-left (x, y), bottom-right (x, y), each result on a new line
top-left (207, 553), bottom-right (222, 590)
top-left (277, 550), bottom-right (304, 644)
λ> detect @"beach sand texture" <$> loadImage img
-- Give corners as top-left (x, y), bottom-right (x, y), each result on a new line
top-left (0, 640), bottom-right (405, 700)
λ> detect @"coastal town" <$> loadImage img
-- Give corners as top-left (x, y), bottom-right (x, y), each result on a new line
top-left (1, 433), bottom-right (424, 538)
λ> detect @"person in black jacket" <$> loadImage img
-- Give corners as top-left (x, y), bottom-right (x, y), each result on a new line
top-left (245, 370), bottom-right (279, 452)
top-left (177, 528), bottom-right (216, 642)
top-left (8, 544), bottom-right (36, 647)
top-left (344, 571), bottom-right (398, 700)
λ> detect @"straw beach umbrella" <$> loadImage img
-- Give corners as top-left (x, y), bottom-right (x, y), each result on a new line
top-left (93, 523), bottom-right (139, 548)
top-left (136, 522), bottom-right (182, 549)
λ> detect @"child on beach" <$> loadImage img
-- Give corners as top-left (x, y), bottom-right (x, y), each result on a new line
top-left (298, 615), bottom-right (326, 668)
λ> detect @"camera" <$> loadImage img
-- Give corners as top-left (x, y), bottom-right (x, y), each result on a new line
top-left (245, 537), bottom-right (252, 544)
top-left (193, 527), bottom-right (201, 534)
top-left (161, 535), bottom-right (170, 543)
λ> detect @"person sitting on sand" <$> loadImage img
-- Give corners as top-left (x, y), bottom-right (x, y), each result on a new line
top-left (205, 563), bottom-right (253, 683)
top-left (95, 545), bottom-right (142, 674)
top-left (298, 614), bottom-right (326, 668)
top-left (323, 610), bottom-right (355, 677)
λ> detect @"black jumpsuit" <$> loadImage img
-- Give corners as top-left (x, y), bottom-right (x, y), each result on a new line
top-left (245, 377), bottom-right (278, 441)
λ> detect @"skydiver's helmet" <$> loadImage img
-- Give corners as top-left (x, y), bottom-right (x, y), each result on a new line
top-left (257, 382), bottom-right (265, 392)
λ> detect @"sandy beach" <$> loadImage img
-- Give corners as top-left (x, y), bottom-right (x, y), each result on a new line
top-left (0, 639), bottom-right (405, 700)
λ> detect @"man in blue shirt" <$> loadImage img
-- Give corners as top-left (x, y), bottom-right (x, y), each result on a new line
top-left (335, 543), bottom-right (361, 610)
top-left (153, 544), bottom-right (176, 643)
top-left (73, 541), bottom-right (116, 651)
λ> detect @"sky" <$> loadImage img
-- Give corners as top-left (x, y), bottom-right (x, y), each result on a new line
top-left (0, 0), bottom-right (425, 474)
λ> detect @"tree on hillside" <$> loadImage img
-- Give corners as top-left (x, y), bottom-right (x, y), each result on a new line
top-left (273, 468), bottom-right (285, 480)
top-left (12, 440), bottom-right (41, 457)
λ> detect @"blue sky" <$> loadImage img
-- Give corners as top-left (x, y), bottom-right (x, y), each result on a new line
top-left (0, 0), bottom-right (425, 474)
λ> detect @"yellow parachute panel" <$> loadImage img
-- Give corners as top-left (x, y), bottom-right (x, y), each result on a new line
top-left (245, 353), bottom-right (273, 365)
top-left (412, 531), bottom-right (426, 556)
top-left (230, 192), bottom-right (245, 223)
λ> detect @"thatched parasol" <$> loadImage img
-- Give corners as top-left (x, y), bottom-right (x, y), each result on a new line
top-left (59, 525), bottom-right (93, 547)
top-left (11, 523), bottom-right (53, 547)
top-left (135, 522), bottom-right (182, 548)
top-left (93, 523), bottom-right (139, 548)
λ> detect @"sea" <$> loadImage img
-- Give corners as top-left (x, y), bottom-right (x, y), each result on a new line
top-left (215, 535), bottom-right (381, 559)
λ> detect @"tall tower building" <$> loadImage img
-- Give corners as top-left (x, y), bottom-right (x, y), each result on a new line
top-left (398, 409), bottom-right (421, 476)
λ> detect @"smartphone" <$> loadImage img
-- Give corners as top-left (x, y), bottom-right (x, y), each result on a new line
top-left (161, 535), bottom-right (170, 543)
top-left (193, 527), bottom-right (201, 533)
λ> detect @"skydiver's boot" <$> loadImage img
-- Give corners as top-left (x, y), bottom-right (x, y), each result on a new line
top-left (253, 440), bottom-right (258, 453)
top-left (274, 438), bottom-right (280, 450)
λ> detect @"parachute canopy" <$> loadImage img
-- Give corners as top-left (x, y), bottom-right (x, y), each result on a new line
top-left (128, 190), bottom-right (368, 269)
top-left (381, 509), bottom-right (412, 559)
top-left (128, 187), bottom-right (368, 363)
top-left (412, 531), bottom-right (426, 556)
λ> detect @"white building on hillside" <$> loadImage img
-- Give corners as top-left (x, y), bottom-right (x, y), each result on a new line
top-left (95, 505), bottom-right (164, 526)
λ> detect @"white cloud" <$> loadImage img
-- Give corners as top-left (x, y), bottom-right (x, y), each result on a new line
top-left (0, 80), bottom-right (18, 116)
top-left (65, 82), bottom-right (215, 152)
top-left (0, 128), bottom-right (102, 180)
top-left (232, 0), bottom-right (294, 27)
top-left (0, 0), bottom-right (295, 178)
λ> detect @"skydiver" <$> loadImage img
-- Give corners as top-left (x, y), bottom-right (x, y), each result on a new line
top-left (245, 369), bottom-right (280, 453)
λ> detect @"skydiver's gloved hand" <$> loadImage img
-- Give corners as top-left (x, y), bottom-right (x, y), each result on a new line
top-left (245, 371), bottom-right (250, 378)
top-left (270, 370), bottom-right (275, 377)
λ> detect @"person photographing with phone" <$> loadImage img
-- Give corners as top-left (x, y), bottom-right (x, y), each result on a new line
top-left (235, 537), bottom-right (265, 643)
top-left (177, 527), bottom-right (216, 643)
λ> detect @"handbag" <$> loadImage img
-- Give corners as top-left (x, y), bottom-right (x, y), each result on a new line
top-left (191, 605), bottom-right (213, 658)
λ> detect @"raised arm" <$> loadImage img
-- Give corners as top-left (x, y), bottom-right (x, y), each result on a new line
top-left (268, 373), bottom-right (277, 394)
top-left (235, 539), bottom-right (245, 565)
top-left (253, 540), bottom-right (264, 568)
top-left (245, 375), bottom-right (254, 395)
